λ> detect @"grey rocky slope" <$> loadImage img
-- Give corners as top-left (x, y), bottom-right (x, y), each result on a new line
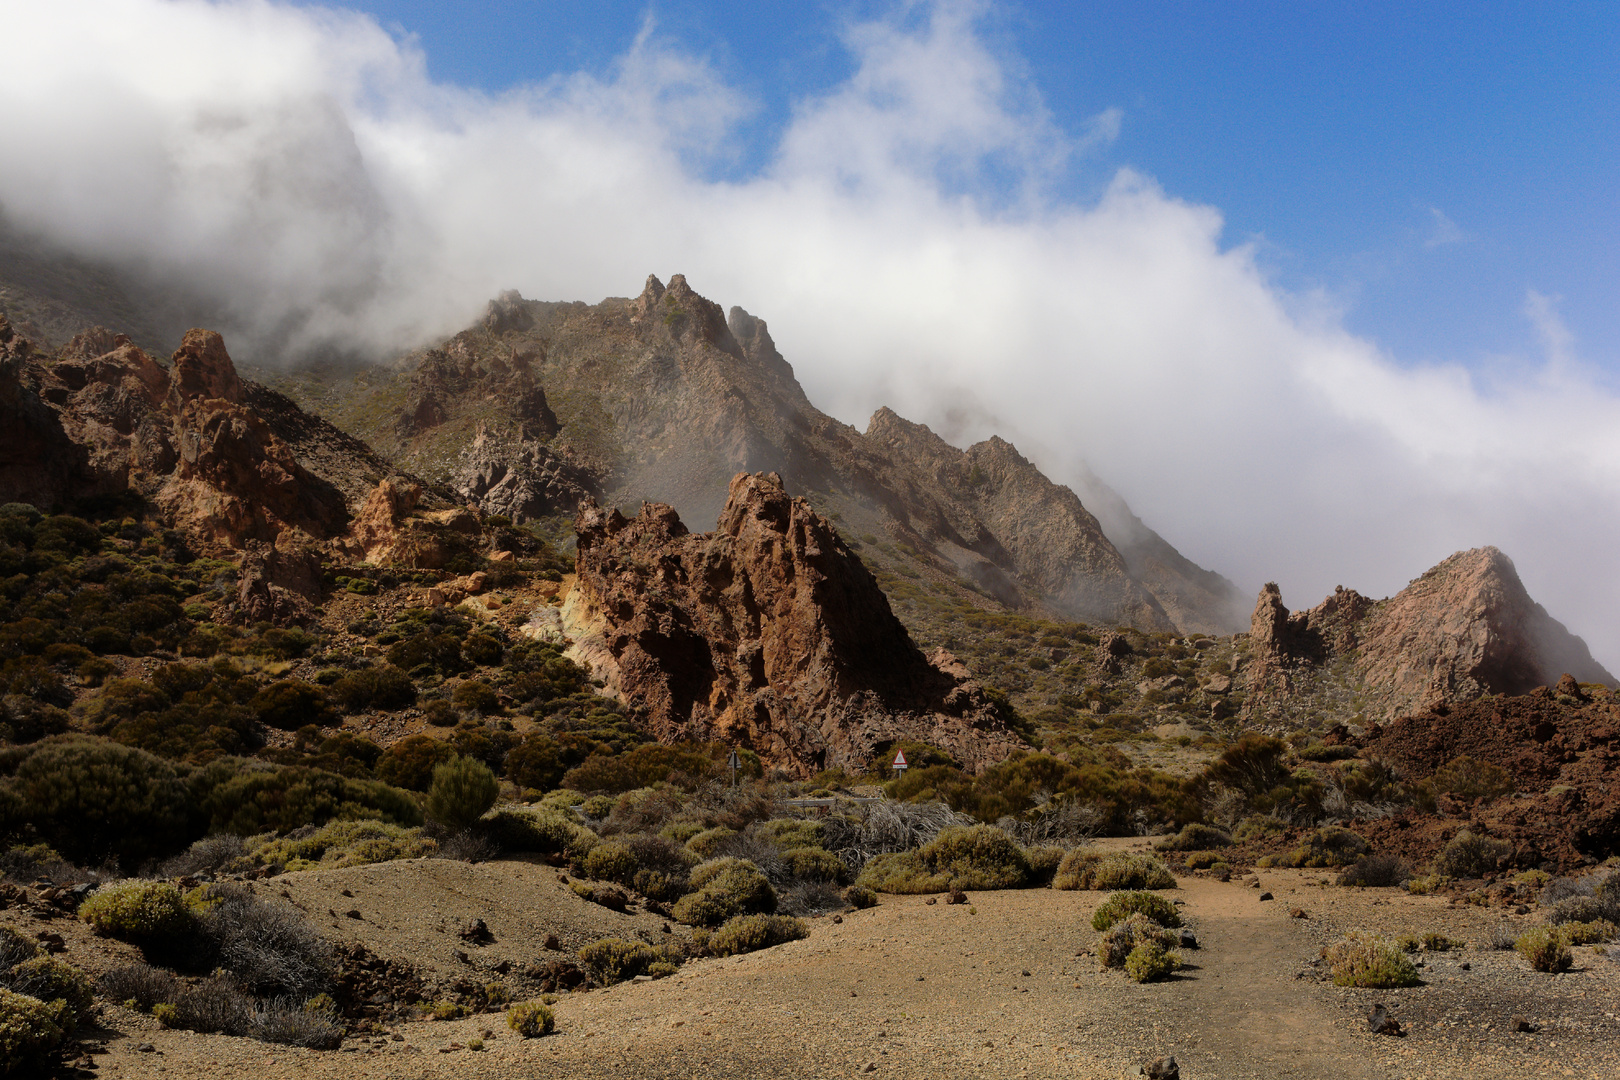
top-left (269, 273), bottom-right (1244, 635)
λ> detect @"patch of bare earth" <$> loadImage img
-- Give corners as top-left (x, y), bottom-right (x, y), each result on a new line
top-left (68, 852), bottom-right (1620, 1080)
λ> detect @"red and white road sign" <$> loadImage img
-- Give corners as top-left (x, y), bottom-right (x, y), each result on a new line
top-left (892, 749), bottom-right (908, 769)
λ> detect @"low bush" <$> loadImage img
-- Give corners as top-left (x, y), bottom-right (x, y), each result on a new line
top-left (1427, 755), bottom-right (1513, 801)
top-left (919, 826), bottom-right (1029, 890)
top-left (1432, 830), bottom-right (1513, 878)
top-left (1337, 853), bottom-right (1410, 888)
top-left (1515, 927), bottom-right (1572, 973)
top-left (672, 858), bottom-right (776, 927)
top-left (1053, 850), bottom-right (1175, 891)
top-left (853, 851), bottom-right (952, 895)
top-left (1097, 912), bottom-right (1179, 969)
top-left (576, 938), bottom-right (683, 985)
top-left (1233, 816), bottom-right (1286, 844)
top-left (1556, 920), bottom-right (1615, 946)
top-left (1091, 891), bottom-right (1182, 932)
top-left (200, 763), bottom-right (422, 834)
top-left (1402, 874), bottom-right (1448, 896)
top-left (507, 1000), bottom-right (555, 1038)
top-left (1155, 824), bottom-right (1232, 852)
top-left (78, 880), bottom-right (194, 945)
top-left (374, 735), bottom-right (456, 792)
top-left (249, 820), bottom-right (434, 871)
top-left (0, 986), bottom-right (71, 1074)
top-left (425, 756), bottom-right (499, 831)
top-left (704, 913), bottom-right (809, 956)
top-left (98, 963), bottom-right (182, 1010)
top-left (1124, 941), bottom-right (1181, 983)
top-left (684, 827), bottom-right (736, 859)
top-left (1259, 827), bottom-right (1368, 869)
top-left (580, 841), bottom-right (639, 885)
top-left (843, 885), bottom-right (878, 909)
top-left (480, 808), bottom-right (598, 860)
top-left (2, 956), bottom-right (94, 1021)
top-left (777, 846), bottom-right (847, 884)
top-left (1321, 935), bottom-right (1421, 988)
top-left (159, 834), bottom-right (248, 877)
top-left (1022, 845), bottom-right (1065, 886)
top-left (328, 665), bottom-right (416, 713)
top-left (191, 884), bottom-right (332, 998)
top-left (153, 972), bottom-right (342, 1048)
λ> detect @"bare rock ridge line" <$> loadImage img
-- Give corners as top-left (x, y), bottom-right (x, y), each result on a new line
top-left (291, 271), bottom-right (1243, 633)
top-left (565, 470), bottom-right (1029, 777)
top-left (1247, 546), bottom-right (1615, 721)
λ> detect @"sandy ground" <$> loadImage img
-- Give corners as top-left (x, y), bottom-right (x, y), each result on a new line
top-left (33, 840), bottom-right (1612, 1080)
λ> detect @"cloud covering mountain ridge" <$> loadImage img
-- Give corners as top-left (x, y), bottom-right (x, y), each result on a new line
top-left (0, 0), bottom-right (1615, 667)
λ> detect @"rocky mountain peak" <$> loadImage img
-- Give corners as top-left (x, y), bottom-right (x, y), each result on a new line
top-left (566, 470), bottom-right (1028, 776)
top-left (1247, 547), bottom-right (1613, 721)
top-left (167, 328), bottom-right (244, 406)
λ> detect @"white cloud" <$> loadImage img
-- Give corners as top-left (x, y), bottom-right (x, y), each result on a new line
top-left (1423, 205), bottom-right (1470, 248)
top-left (1, 0), bottom-right (1617, 669)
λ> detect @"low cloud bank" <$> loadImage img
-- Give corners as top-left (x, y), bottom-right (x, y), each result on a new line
top-left (2, 0), bottom-right (1616, 665)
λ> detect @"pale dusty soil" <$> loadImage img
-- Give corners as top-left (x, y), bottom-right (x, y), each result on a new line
top-left (35, 842), bottom-right (1620, 1080)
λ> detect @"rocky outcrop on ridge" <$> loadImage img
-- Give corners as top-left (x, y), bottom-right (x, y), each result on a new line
top-left (565, 471), bottom-right (1029, 777)
top-left (289, 274), bottom-right (1239, 634)
top-left (0, 316), bottom-right (414, 553)
top-left (1246, 547), bottom-right (1614, 721)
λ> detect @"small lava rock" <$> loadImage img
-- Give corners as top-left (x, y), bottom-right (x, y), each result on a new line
top-left (1258, 892), bottom-right (1274, 901)
top-left (1138, 1055), bottom-right (1179, 1079)
top-left (1367, 1004), bottom-right (1404, 1037)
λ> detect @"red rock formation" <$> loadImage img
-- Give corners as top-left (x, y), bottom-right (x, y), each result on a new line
top-left (567, 471), bottom-right (1029, 776)
top-left (1246, 548), bottom-right (1612, 720)
top-left (0, 319), bottom-right (349, 550)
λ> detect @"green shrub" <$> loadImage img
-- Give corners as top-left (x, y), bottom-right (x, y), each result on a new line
top-left (1337, 854), bottom-right (1410, 888)
top-left (1233, 816), bottom-right (1286, 843)
top-left (1428, 756), bottom-right (1513, 800)
top-left (1091, 891), bottom-right (1182, 932)
top-left (1402, 873), bottom-right (1448, 895)
top-left (1155, 824), bottom-right (1232, 852)
top-left (1124, 941), bottom-right (1181, 983)
top-left (432, 1000), bottom-right (469, 1020)
top-left (563, 743), bottom-right (721, 795)
top-left (705, 914), bottom-right (809, 956)
top-left (2, 956), bottom-right (94, 1022)
top-left (1261, 827), bottom-right (1368, 869)
top-left (853, 851), bottom-right (953, 895)
top-left (248, 820), bottom-right (434, 871)
top-left (1322, 935), bottom-right (1422, 987)
top-left (580, 841), bottom-right (639, 885)
top-left (918, 826), bottom-right (1029, 890)
top-left (1558, 920), bottom-right (1616, 946)
top-left (672, 859), bottom-right (775, 927)
top-left (375, 735), bottom-right (456, 792)
top-left (251, 680), bottom-right (336, 731)
top-left (425, 756), bottom-right (499, 831)
top-left (0, 986), bottom-right (71, 1073)
top-left (479, 808), bottom-right (597, 859)
top-left (1432, 830), bottom-right (1513, 878)
top-left (1515, 927), bottom-right (1572, 973)
top-left (1184, 851), bottom-right (1224, 870)
top-left (507, 1000), bottom-right (555, 1038)
top-left (0, 736), bottom-right (192, 867)
top-left (79, 880), bottom-right (195, 944)
top-left (1097, 912), bottom-right (1178, 969)
top-left (576, 938), bottom-right (683, 985)
top-left (1054, 850), bottom-right (1175, 891)
top-left (843, 884), bottom-right (878, 909)
top-left (451, 680), bottom-right (500, 715)
top-left (199, 763), bottom-right (421, 834)
top-left (757, 818), bottom-right (824, 849)
top-left (684, 826), bottom-right (736, 858)
top-left (1023, 845), bottom-right (1065, 885)
top-left (328, 665), bottom-right (417, 713)
top-left (778, 846), bottom-right (847, 884)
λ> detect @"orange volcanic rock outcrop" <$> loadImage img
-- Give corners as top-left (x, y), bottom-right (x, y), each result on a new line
top-left (0, 317), bottom-right (373, 551)
top-left (1248, 547), bottom-right (1614, 721)
top-left (567, 471), bottom-right (1029, 776)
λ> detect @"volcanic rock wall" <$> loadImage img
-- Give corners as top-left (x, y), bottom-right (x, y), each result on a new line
top-left (565, 471), bottom-right (1029, 777)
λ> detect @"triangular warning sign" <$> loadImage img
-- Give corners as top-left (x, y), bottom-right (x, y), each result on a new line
top-left (892, 749), bottom-right (908, 767)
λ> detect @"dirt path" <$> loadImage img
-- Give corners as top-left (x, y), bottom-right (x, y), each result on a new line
top-left (84, 863), bottom-right (1620, 1079)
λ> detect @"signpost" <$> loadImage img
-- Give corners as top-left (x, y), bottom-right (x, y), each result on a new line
top-left (891, 748), bottom-right (908, 779)
top-left (727, 748), bottom-right (740, 788)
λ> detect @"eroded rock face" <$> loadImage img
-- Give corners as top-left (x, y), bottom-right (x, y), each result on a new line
top-left (451, 426), bottom-right (596, 524)
top-left (567, 471), bottom-right (1028, 776)
top-left (1246, 548), bottom-right (1613, 720)
top-left (0, 318), bottom-right (347, 548)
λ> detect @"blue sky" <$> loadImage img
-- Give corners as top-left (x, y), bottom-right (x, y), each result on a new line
top-left (342, 0), bottom-right (1619, 373)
